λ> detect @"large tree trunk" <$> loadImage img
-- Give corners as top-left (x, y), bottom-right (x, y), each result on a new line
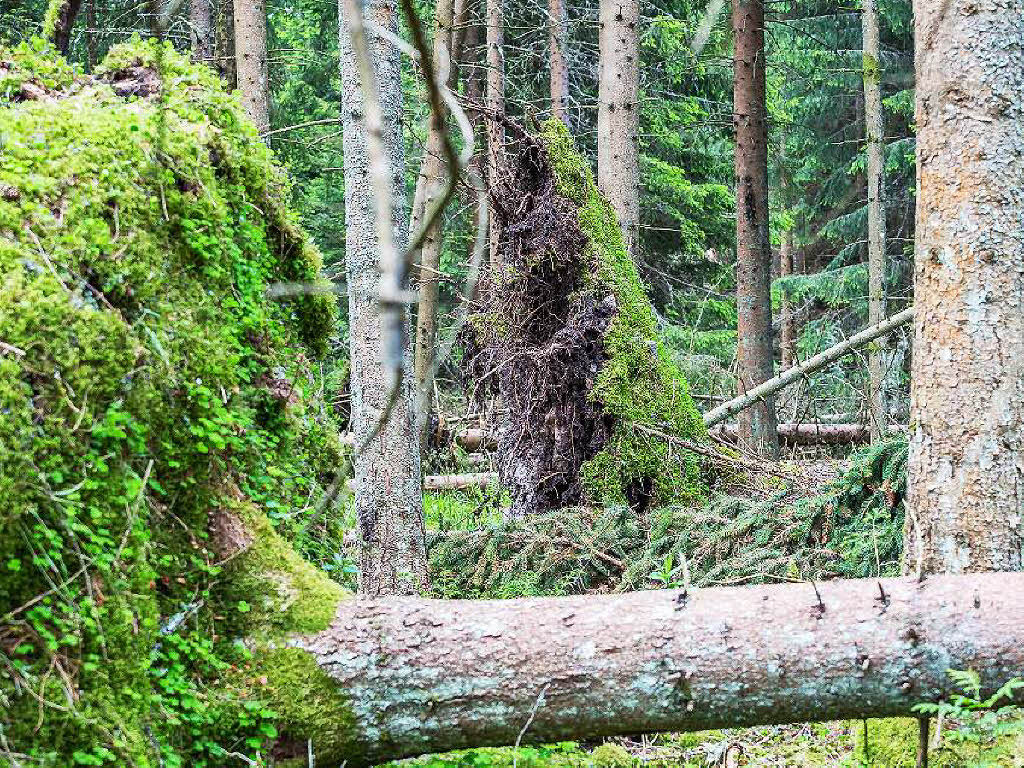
top-left (485, 0), bottom-right (504, 265)
top-left (597, 0), bottom-right (640, 259)
top-left (548, 0), bottom-right (569, 123)
top-left (906, 0), bottom-right (1024, 574)
top-left (236, 521), bottom-right (1024, 768)
top-left (863, 0), bottom-right (889, 442)
top-left (733, 0), bottom-right (778, 457)
top-left (339, 0), bottom-right (428, 595)
top-left (233, 0), bottom-right (269, 133)
top-left (190, 0), bottom-right (214, 64)
top-left (412, 0), bottom-right (457, 447)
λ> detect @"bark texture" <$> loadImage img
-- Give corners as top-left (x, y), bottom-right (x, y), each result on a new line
top-left (339, 0), bottom-right (428, 595)
top-left (863, 0), bottom-right (889, 442)
top-left (214, 0), bottom-right (237, 88)
top-left (779, 229), bottom-right (797, 370)
top-left (597, 0), bottom-right (640, 258)
top-left (907, 0), bottom-right (1024, 574)
top-left (548, 0), bottom-right (569, 123)
top-left (49, 0), bottom-right (84, 54)
top-left (732, 0), bottom-right (778, 456)
top-left (712, 422), bottom-right (906, 446)
top-left (190, 0), bottom-right (214, 64)
top-left (485, 0), bottom-right (504, 265)
top-left (412, 0), bottom-right (456, 446)
top-left (273, 573), bottom-right (1024, 766)
top-left (233, 0), bottom-right (269, 133)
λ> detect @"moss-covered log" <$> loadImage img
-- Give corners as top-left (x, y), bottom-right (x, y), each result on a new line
top-left (466, 121), bottom-right (707, 518)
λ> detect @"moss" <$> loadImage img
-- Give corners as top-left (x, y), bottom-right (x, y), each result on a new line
top-left (537, 121), bottom-right (707, 507)
top-left (220, 501), bottom-right (346, 636)
top-left (0, 39), bottom-right (341, 765)
top-left (854, 717), bottom-right (1024, 767)
top-left (239, 647), bottom-right (367, 767)
top-left (590, 743), bottom-right (634, 767)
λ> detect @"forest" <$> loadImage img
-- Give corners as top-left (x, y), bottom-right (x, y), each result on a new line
top-left (0, 0), bottom-right (1022, 764)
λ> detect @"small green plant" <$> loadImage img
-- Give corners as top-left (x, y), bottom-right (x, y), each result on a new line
top-left (913, 669), bottom-right (1024, 766)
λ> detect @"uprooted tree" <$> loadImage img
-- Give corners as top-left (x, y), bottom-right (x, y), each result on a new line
top-left (465, 121), bottom-right (707, 519)
top-left (3, 0), bottom-right (1024, 761)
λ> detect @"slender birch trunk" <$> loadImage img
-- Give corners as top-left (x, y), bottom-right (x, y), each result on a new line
top-left (339, 0), bottom-right (428, 595)
top-left (863, 0), bottom-right (889, 442)
top-left (779, 230), bottom-right (797, 370)
top-left (233, 0), bottom-right (269, 134)
top-left (906, 0), bottom-right (1024, 574)
top-left (597, 0), bottom-right (640, 259)
top-left (732, 0), bottom-right (778, 456)
top-left (412, 0), bottom-right (457, 447)
top-left (548, 0), bottom-right (569, 123)
top-left (485, 0), bottom-right (504, 265)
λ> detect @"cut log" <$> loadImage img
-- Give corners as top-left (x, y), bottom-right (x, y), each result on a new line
top-left (711, 422), bottom-right (907, 446)
top-left (340, 427), bottom-right (493, 451)
top-left (704, 307), bottom-right (914, 427)
top-left (262, 571), bottom-right (1024, 766)
top-left (423, 471), bottom-right (498, 490)
top-left (345, 471), bottom-right (497, 492)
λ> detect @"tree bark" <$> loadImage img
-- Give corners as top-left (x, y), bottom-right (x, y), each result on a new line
top-left (548, 0), bottom-right (569, 123)
top-left (339, 0), bottom-right (428, 595)
top-left (47, 0), bottom-right (84, 54)
top-left (597, 0), bottom-right (640, 259)
top-left (906, 0), bottom-right (1024, 574)
top-left (779, 229), bottom-right (797, 371)
top-left (863, 0), bottom-right (889, 442)
top-left (190, 0), bottom-right (214, 64)
top-left (215, 0), bottom-right (237, 88)
top-left (233, 0), bottom-right (269, 134)
top-left (704, 307), bottom-right (914, 427)
top-left (485, 0), bottom-right (504, 266)
top-left (712, 422), bottom-right (906, 446)
top-left (733, 0), bottom-right (778, 457)
top-left (412, 0), bottom-right (457, 448)
top-left (249, 563), bottom-right (1024, 766)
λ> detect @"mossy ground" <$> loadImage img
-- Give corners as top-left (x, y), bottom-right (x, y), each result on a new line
top-left (0, 38), bottom-right (345, 766)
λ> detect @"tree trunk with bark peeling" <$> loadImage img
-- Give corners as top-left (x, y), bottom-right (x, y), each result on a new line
top-left (215, 507), bottom-right (1024, 767)
top-left (906, 0), bottom-right (1024, 575)
top-left (732, 0), bottom-right (779, 457)
top-left (339, 0), bottom-right (428, 595)
top-left (548, 0), bottom-right (569, 123)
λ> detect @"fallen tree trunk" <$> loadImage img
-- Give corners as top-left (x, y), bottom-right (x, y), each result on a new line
top-left (711, 422), bottom-right (907, 446)
top-left (346, 471), bottom-right (497, 492)
top-left (249, 555), bottom-right (1024, 766)
top-left (340, 427), bottom-right (493, 451)
top-left (704, 307), bottom-right (914, 427)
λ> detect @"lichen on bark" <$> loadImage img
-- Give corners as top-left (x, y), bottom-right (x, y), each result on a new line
top-left (466, 120), bottom-right (707, 517)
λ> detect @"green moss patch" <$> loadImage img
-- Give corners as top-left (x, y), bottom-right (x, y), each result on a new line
top-left (0, 38), bottom-right (342, 765)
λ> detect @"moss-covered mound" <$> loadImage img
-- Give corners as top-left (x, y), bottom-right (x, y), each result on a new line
top-left (0, 38), bottom-right (344, 765)
top-left (466, 121), bottom-right (707, 518)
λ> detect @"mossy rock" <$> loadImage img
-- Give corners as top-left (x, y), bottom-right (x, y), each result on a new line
top-left (0, 38), bottom-right (341, 765)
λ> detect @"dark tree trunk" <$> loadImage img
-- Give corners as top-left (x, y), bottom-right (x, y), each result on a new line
top-left (50, 0), bottom-right (84, 54)
top-left (732, 0), bottom-right (778, 457)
